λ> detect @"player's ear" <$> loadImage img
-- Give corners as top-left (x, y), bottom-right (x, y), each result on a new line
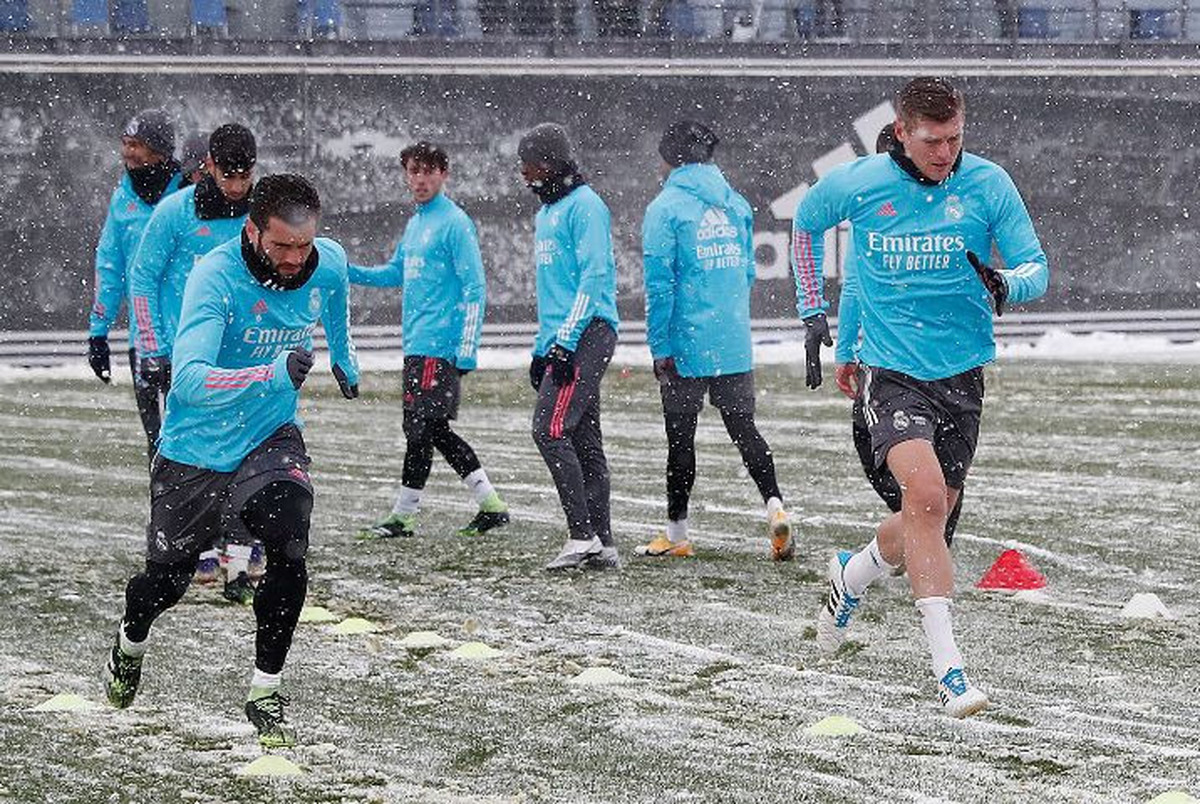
top-left (244, 218), bottom-right (260, 241)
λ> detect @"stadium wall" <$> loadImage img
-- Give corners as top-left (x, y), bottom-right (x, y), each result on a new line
top-left (1, 56), bottom-right (1198, 338)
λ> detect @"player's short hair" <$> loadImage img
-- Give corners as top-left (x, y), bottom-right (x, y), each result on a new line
top-left (208, 123), bottom-right (256, 174)
top-left (400, 141), bottom-right (449, 172)
top-left (875, 122), bottom-right (896, 154)
top-left (249, 174), bottom-right (321, 229)
top-left (896, 77), bottom-right (964, 124)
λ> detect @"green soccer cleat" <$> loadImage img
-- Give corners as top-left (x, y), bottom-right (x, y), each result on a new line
top-left (245, 688), bottom-right (296, 748)
top-left (222, 572), bottom-right (256, 606)
top-left (357, 512), bottom-right (417, 541)
top-left (104, 643), bottom-right (143, 709)
top-left (457, 492), bottom-right (510, 536)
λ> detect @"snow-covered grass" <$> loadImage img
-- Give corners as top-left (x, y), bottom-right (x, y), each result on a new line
top-left (1, 360), bottom-right (1197, 803)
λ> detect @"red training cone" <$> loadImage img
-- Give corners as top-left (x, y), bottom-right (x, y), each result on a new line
top-left (976, 549), bottom-right (1047, 591)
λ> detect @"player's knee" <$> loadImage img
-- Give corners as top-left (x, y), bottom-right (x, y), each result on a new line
top-left (902, 480), bottom-right (948, 522)
top-left (402, 412), bottom-right (430, 444)
top-left (531, 419), bottom-right (560, 449)
top-left (143, 558), bottom-right (194, 605)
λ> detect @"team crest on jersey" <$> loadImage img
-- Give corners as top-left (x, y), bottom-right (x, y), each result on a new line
top-left (309, 288), bottom-right (323, 314)
top-left (945, 195), bottom-right (964, 221)
top-left (252, 298), bottom-right (268, 316)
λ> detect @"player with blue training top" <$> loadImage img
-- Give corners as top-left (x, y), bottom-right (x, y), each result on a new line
top-left (86, 109), bottom-right (184, 461)
top-left (103, 174), bottom-right (361, 749)
top-left (638, 120), bottom-right (794, 563)
top-left (793, 77), bottom-right (1048, 718)
top-left (519, 123), bottom-right (621, 572)
top-left (350, 142), bottom-right (510, 541)
top-left (130, 123), bottom-right (260, 600)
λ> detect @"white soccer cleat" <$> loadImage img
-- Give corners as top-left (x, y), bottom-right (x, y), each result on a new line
top-left (769, 508), bottom-right (795, 561)
top-left (545, 536), bottom-right (604, 571)
top-left (584, 545), bottom-right (620, 570)
top-left (815, 550), bottom-right (861, 653)
top-left (937, 668), bottom-right (990, 719)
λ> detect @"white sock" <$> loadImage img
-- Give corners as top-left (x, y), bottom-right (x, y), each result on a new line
top-left (392, 486), bottom-right (422, 515)
top-left (843, 538), bottom-right (898, 597)
top-left (225, 543), bottom-right (252, 578)
top-left (119, 621), bottom-right (148, 658)
top-left (766, 496), bottom-right (785, 519)
top-left (463, 469), bottom-right (496, 506)
top-left (198, 548), bottom-right (219, 563)
top-left (915, 596), bottom-right (964, 681)
top-left (667, 518), bottom-right (688, 542)
top-left (250, 668), bottom-right (282, 692)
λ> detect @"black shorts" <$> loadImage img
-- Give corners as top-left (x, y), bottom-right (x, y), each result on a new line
top-left (145, 424), bottom-right (312, 564)
top-left (860, 365), bottom-right (983, 489)
top-left (403, 355), bottom-right (461, 421)
top-left (660, 371), bottom-right (756, 417)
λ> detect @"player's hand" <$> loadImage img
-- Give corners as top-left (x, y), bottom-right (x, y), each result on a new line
top-left (529, 355), bottom-right (547, 391)
top-left (332, 363), bottom-right (358, 399)
top-left (286, 347), bottom-right (314, 390)
top-left (547, 344), bottom-right (575, 387)
top-left (967, 250), bottom-right (1008, 317)
top-left (834, 362), bottom-right (858, 400)
top-left (803, 313), bottom-right (833, 390)
top-left (139, 356), bottom-right (171, 390)
top-left (653, 356), bottom-right (678, 385)
top-left (87, 336), bottom-right (111, 383)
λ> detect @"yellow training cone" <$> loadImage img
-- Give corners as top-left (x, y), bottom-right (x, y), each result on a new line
top-left (804, 715), bottom-right (865, 737)
top-left (1147, 792), bottom-right (1199, 804)
top-left (331, 617), bottom-right (377, 635)
top-left (448, 642), bottom-right (502, 660)
top-left (398, 631), bottom-right (451, 649)
top-left (568, 667), bottom-right (631, 686)
top-left (236, 755), bottom-right (303, 777)
top-left (30, 693), bottom-right (100, 712)
top-left (298, 606), bottom-right (340, 624)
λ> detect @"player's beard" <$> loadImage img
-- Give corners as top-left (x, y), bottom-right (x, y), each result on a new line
top-left (241, 230), bottom-right (319, 291)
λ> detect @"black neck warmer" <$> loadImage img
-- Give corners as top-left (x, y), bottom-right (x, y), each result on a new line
top-left (241, 230), bottom-right (319, 291)
top-left (531, 170), bottom-right (587, 205)
top-left (194, 175), bottom-right (252, 221)
top-left (888, 139), bottom-right (962, 187)
top-left (127, 159), bottom-right (181, 205)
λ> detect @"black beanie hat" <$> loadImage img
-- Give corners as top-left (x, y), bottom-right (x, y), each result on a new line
top-left (658, 120), bottom-right (719, 167)
top-left (209, 123), bottom-right (257, 174)
top-left (179, 133), bottom-right (209, 175)
top-left (123, 109), bottom-right (175, 159)
top-left (518, 123), bottom-right (574, 169)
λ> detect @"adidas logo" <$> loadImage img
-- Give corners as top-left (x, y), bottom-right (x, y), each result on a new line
top-left (876, 201), bottom-right (898, 217)
top-left (252, 299), bottom-right (268, 315)
top-left (696, 207), bottom-right (738, 240)
top-left (197, 225), bottom-right (212, 236)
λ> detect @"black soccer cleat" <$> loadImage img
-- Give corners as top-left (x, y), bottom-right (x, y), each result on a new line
top-left (245, 689), bottom-right (296, 748)
top-left (104, 643), bottom-right (143, 709)
top-left (222, 572), bottom-right (256, 606)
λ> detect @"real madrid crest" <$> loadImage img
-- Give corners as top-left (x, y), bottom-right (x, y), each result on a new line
top-left (309, 287), bottom-right (323, 315)
top-left (945, 195), bottom-right (964, 221)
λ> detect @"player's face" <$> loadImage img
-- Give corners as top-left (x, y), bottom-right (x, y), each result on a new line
top-left (521, 161), bottom-right (550, 187)
top-left (121, 136), bottom-right (164, 170)
top-left (404, 161), bottom-right (447, 204)
top-left (251, 215), bottom-right (318, 278)
top-left (895, 112), bottom-right (964, 183)
top-left (210, 159), bottom-right (254, 201)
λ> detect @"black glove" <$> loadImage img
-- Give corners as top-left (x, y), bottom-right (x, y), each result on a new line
top-left (87, 336), bottom-right (111, 384)
top-left (286, 347), bottom-right (315, 390)
top-left (803, 313), bottom-right (833, 390)
top-left (653, 356), bottom-right (678, 385)
top-left (457, 367), bottom-right (471, 377)
top-left (967, 250), bottom-right (1008, 317)
top-left (139, 356), bottom-right (171, 390)
top-left (547, 344), bottom-right (575, 387)
top-left (529, 356), bottom-right (547, 391)
top-left (332, 363), bottom-right (358, 399)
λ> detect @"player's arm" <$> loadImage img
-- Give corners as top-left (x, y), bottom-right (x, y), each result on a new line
top-left (990, 170), bottom-right (1049, 305)
top-left (833, 261), bottom-right (861, 399)
top-left (320, 257), bottom-right (361, 399)
top-left (554, 198), bottom-right (615, 352)
top-left (347, 239), bottom-right (405, 287)
top-left (792, 175), bottom-right (850, 388)
top-left (450, 216), bottom-right (486, 372)
top-left (128, 201), bottom-right (179, 359)
top-left (740, 199), bottom-right (757, 289)
top-left (170, 269), bottom-right (298, 407)
top-left (88, 196), bottom-right (126, 339)
top-left (641, 203), bottom-right (677, 364)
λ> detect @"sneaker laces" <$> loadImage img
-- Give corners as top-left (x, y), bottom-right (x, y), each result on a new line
top-left (252, 691), bottom-right (290, 720)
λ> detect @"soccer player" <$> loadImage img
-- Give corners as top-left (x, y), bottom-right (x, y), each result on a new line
top-left (87, 109), bottom-right (183, 460)
top-left (639, 120), bottom-right (794, 561)
top-left (350, 142), bottom-right (509, 540)
top-left (518, 123), bottom-right (620, 571)
top-left (793, 77), bottom-right (1048, 717)
top-left (129, 123), bottom-right (260, 602)
top-left (103, 174), bottom-right (361, 748)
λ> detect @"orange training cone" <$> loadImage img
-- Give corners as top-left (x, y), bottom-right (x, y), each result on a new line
top-left (976, 549), bottom-right (1047, 591)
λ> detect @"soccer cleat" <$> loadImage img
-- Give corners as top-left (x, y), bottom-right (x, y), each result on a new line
top-left (245, 689), bottom-right (296, 748)
top-left (104, 643), bottom-right (143, 709)
top-left (194, 553), bottom-right (220, 585)
top-left (937, 668), bottom-right (990, 719)
top-left (769, 508), bottom-right (795, 561)
top-left (584, 545), bottom-right (621, 570)
top-left (634, 534), bottom-right (694, 558)
top-left (545, 536), bottom-right (604, 571)
top-left (223, 572), bottom-right (255, 606)
top-left (458, 492), bottom-right (510, 536)
top-left (815, 550), bottom-right (861, 653)
top-left (357, 512), bottom-right (417, 540)
top-left (247, 541), bottom-right (266, 581)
